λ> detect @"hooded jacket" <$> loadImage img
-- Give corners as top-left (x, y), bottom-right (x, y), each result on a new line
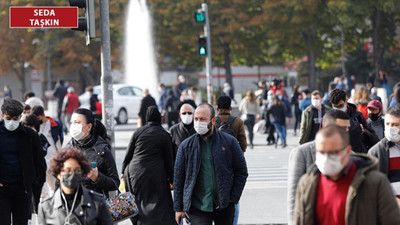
top-left (294, 154), bottom-right (400, 225)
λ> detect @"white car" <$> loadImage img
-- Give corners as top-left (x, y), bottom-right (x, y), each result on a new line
top-left (79, 84), bottom-right (143, 124)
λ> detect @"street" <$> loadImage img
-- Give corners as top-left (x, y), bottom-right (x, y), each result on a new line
top-left (113, 121), bottom-right (295, 225)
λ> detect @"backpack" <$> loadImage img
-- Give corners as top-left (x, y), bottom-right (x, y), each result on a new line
top-left (215, 116), bottom-right (236, 137)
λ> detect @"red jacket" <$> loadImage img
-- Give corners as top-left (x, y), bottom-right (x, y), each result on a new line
top-left (65, 93), bottom-right (80, 114)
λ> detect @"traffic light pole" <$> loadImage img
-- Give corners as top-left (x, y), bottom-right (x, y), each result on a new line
top-left (99, 0), bottom-right (115, 156)
top-left (202, 3), bottom-right (213, 105)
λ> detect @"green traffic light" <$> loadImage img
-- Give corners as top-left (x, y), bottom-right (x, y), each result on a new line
top-left (195, 12), bottom-right (205, 23)
top-left (199, 46), bottom-right (206, 56)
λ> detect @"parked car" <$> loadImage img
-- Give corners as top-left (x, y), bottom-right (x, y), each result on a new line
top-left (79, 84), bottom-right (143, 124)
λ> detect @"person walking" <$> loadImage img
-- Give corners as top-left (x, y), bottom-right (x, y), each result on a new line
top-left (299, 90), bottom-right (331, 144)
top-left (239, 90), bottom-right (260, 148)
top-left (366, 100), bottom-right (385, 139)
top-left (294, 125), bottom-right (400, 225)
top-left (169, 103), bottom-right (196, 160)
top-left (122, 106), bottom-right (175, 225)
top-left (267, 95), bottom-right (287, 148)
top-left (291, 85), bottom-right (302, 136)
top-left (174, 103), bottom-right (248, 225)
top-left (32, 105), bottom-right (64, 199)
top-left (66, 108), bottom-right (119, 197)
top-left (53, 80), bottom-right (68, 125)
top-left (0, 98), bottom-right (46, 224)
top-left (62, 87), bottom-right (80, 133)
top-left (138, 89), bottom-right (156, 127)
top-left (38, 148), bottom-right (113, 224)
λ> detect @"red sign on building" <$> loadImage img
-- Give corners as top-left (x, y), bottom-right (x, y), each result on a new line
top-left (9, 7), bottom-right (78, 28)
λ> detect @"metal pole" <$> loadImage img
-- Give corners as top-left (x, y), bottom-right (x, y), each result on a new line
top-left (99, 0), bottom-right (115, 156)
top-left (45, 29), bottom-right (51, 91)
top-left (341, 29), bottom-right (346, 76)
top-left (202, 3), bottom-right (213, 104)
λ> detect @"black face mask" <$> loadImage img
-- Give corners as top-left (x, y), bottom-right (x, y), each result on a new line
top-left (62, 173), bottom-right (83, 189)
top-left (368, 113), bottom-right (380, 121)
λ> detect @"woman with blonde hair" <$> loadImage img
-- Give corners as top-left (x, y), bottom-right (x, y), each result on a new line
top-left (239, 90), bottom-right (260, 148)
top-left (353, 86), bottom-right (371, 119)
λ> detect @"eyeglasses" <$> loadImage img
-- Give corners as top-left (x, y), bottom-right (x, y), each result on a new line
top-left (61, 169), bottom-right (82, 174)
top-left (181, 112), bottom-right (193, 115)
top-left (316, 148), bottom-right (346, 157)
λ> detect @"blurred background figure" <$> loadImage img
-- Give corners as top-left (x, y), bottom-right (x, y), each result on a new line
top-left (53, 80), bottom-right (68, 126)
top-left (62, 87), bottom-right (80, 134)
top-left (24, 91), bottom-right (44, 108)
top-left (138, 89), bottom-right (156, 127)
top-left (369, 87), bottom-right (382, 102)
top-left (158, 83), bottom-right (167, 113)
top-left (267, 95), bottom-right (287, 148)
top-left (239, 90), bottom-right (260, 149)
top-left (178, 74), bottom-right (187, 92)
top-left (223, 82), bottom-right (235, 102)
top-left (291, 85), bottom-right (302, 136)
top-left (3, 85), bottom-right (12, 98)
top-left (353, 86), bottom-right (371, 119)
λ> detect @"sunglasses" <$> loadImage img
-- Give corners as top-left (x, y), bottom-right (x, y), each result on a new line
top-left (181, 112), bottom-right (193, 115)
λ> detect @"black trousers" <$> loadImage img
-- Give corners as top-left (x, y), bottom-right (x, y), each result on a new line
top-left (0, 182), bottom-right (32, 225)
top-left (187, 203), bottom-right (235, 225)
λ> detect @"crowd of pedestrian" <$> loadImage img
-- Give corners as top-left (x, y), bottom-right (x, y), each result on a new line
top-left (2, 71), bottom-right (400, 225)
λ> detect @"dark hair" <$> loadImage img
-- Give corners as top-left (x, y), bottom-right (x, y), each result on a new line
top-left (24, 92), bottom-right (35, 99)
top-left (50, 148), bottom-right (92, 178)
top-left (322, 109), bottom-right (350, 127)
top-left (21, 114), bottom-right (40, 132)
top-left (85, 86), bottom-right (94, 92)
top-left (31, 105), bottom-right (45, 116)
top-left (311, 90), bottom-right (321, 97)
top-left (73, 108), bottom-right (110, 142)
top-left (395, 88), bottom-right (400, 105)
top-left (302, 89), bottom-right (310, 95)
top-left (329, 88), bottom-right (347, 104)
top-left (387, 105), bottom-right (400, 117)
top-left (24, 104), bottom-right (31, 111)
top-left (316, 124), bottom-right (349, 148)
top-left (217, 96), bottom-right (231, 109)
top-left (197, 103), bottom-right (215, 120)
top-left (329, 83), bottom-right (336, 91)
top-left (1, 98), bottom-right (23, 117)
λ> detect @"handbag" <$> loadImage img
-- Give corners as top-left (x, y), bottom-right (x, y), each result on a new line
top-left (106, 191), bottom-right (139, 222)
top-left (240, 114), bottom-right (248, 122)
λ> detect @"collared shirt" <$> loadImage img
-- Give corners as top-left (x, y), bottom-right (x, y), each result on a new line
top-left (191, 135), bottom-right (218, 212)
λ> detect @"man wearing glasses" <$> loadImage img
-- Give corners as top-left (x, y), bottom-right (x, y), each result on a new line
top-left (294, 125), bottom-right (400, 225)
top-left (170, 103), bottom-right (196, 160)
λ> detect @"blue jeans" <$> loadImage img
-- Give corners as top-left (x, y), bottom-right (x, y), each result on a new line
top-left (273, 123), bottom-right (286, 145)
top-left (233, 203), bottom-right (239, 225)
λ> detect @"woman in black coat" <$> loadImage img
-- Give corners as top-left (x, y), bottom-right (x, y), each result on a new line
top-left (67, 108), bottom-right (119, 197)
top-left (122, 106), bottom-right (176, 225)
top-left (267, 95), bottom-right (287, 148)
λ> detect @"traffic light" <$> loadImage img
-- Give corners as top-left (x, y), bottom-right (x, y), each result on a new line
top-left (69, 0), bottom-right (95, 45)
top-left (194, 9), bottom-right (205, 23)
top-left (198, 36), bottom-right (207, 56)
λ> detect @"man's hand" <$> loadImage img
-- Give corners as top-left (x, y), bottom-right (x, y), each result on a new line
top-left (87, 167), bottom-right (99, 182)
top-left (360, 124), bottom-right (365, 134)
top-left (0, 183), bottom-right (3, 187)
top-left (175, 211), bottom-right (185, 224)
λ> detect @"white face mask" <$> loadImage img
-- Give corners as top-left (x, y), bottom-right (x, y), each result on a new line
top-left (194, 121), bottom-right (210, 135)
top-left (4, 119), bottom-right (20, 131)
top-left (385, 126), bottom-right (400, 143)
top-left (315, 150), bottom-right (345, 177)
top-left (333, 104), bottom-right (347, 113)
top-left (70, 124), bottom-right (86, 140)
top-left (181, 114), bottom-right (193, 125)
top-left (311, 99), bottom-right (321, 108)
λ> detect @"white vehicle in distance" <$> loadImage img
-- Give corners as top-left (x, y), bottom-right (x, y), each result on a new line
top-left (79, 84), bottom-right (143, 124)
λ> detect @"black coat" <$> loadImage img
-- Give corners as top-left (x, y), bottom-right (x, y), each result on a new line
top-left (0, 121), bottom-right (46, 194)
top-left (122, 122), bottom-right (175, 225)
top-left (69, 135), bottom-right (119, 197)
top-left (138, 95), bottom-right (157, 125)
top-left (169, 122), bottom-right (196, 160)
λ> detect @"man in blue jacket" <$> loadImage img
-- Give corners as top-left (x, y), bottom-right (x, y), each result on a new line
top-left (174, 103), bottom-right (248, 225)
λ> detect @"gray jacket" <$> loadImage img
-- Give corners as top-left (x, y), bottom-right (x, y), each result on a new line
top-left (287, 141), bottom-right (315, 225)
top-left (38, 186), bottom-right (113, 225)
top-left (368, 137), bottom-right (395, 175)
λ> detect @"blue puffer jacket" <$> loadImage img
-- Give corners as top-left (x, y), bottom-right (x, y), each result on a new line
top-left (173, 130), bottom-right (248, 212)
